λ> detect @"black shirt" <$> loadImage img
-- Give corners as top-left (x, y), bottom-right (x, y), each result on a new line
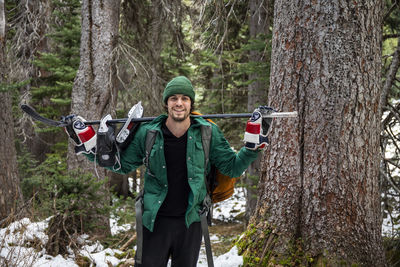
top-left (157, 121), bottom-right (191, 217)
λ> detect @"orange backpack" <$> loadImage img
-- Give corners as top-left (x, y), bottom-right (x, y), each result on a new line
top-left (191, 111), bottom-right (238, 203)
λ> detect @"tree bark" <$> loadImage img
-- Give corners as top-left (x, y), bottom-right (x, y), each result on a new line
top-left (0, 0), bottom-right (24, 226)
top-left (68, 0), bottom-right (121, 236)
top-left (0, 92), bottom-right (24, 226)
top-left (240, 1), bottom-right (385, 265)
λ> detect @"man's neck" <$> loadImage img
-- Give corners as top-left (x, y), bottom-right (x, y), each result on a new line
top-left (165, 116), bottom-right (191, 138)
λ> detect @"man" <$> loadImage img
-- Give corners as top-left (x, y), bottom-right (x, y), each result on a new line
top-left (65, 76), bottom-right (271, 267)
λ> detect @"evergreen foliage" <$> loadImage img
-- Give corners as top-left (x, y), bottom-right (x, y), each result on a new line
top-left (384, 0), bottom-right (400, 34)
top-left (20, 147), bottom-right (112, 255)
top-left (31, 0), bottom-right (80, 122)
top-left (16, 0), bottom-right (82, 216)
top-left (20, 144), bottom-right (108, 220)
top-left (0, 79), bottom-right (31, 93)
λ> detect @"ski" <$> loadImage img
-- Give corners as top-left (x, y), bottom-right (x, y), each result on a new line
top-left (21, 104), bottom-right (68, 127)
top-left (21, 104), bottom-right (298, 127)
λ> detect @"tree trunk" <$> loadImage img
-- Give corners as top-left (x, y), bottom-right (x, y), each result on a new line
top-left (69, 0), bottom-right (120, 171)
top-left (110, 172), bottom-right (134, 199)
top-left (0, 92), bottom-right (24, 226)
top-left (239, 1), bottom-right (385, 265)
top-left (68, 0), bottom-right (121, 236)
top-left (245, 0), bottom-right (272, 222)
top-left (0, 0), bottom-right (24, 226)
top-left (247, 0), bottom-right (271, 111)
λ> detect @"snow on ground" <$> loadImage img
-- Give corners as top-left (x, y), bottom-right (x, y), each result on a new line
top-left (0, 188), bottom-right (246, 267)
top-left (213, 187), bottom-right (246, 222)
top-left (2, 185), bottom-right (397, 266)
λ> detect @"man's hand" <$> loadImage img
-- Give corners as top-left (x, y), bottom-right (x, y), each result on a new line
top-left (63, 115), bottom-right (97, 155)
top-left (244, 106), bottom-right (275, 150)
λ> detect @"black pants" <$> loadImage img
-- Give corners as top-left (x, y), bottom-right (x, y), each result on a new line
top-left (134, 216), bottom-right (202, 267)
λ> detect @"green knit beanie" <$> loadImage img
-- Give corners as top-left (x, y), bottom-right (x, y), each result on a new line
top-left (163, 76), bottom-right (195, 103)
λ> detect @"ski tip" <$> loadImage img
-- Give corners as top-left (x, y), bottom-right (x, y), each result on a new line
top-left (20, 104), bottom-right (30, 110)
top-left (20, 104), bottom-right (36, 114)
top-left (20, 104), bottom-right (65, 127)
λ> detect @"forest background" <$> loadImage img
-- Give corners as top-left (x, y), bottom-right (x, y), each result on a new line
top-left (0, 0), bottom-right (400, 266)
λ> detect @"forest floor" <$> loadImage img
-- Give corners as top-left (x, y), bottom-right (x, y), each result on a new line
top-left (0, 188), bottom-right (248, 267)
top-left (1, 185), bottom-right (399, 266)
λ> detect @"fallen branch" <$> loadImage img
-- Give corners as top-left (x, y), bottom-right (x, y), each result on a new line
top-left (120, 233), bottom-right (137, 251)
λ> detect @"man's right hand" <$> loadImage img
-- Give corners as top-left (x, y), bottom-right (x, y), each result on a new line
top-left (62, 115), bottom-right (97, 154)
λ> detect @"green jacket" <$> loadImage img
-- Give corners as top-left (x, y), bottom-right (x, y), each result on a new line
top-left (97, 114), bottom-right (259, 231)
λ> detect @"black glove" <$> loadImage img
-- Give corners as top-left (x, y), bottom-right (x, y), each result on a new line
top-left (97, 114), bottom-right (120, 167)
top-left (257, 106), bottom-right (274, 136)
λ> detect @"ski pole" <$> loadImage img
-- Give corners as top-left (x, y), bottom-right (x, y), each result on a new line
top-left (21, 104), bottom-right (298, 127)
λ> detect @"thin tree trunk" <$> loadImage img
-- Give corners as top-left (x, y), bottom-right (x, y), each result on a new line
top-left (240, 1), bottom-right (385, 265)
top-left (245, 0), bottom-right (272, 221)
top-left (144, 2), bottom-right (168, 115)
top-left (247, 0), bottom-right (270, 111)
top-left (380, 36), bottom-right (400, 111)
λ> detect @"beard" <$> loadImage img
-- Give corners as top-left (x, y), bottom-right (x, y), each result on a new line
top-left (169, 110), bottom-right (190, 122)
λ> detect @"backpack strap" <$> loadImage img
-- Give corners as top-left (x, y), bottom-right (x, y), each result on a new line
top-left (200, 199), bottom-right (214, 267)
top-left (199, 124), bottom-right (215, 267)
top-left (201, 124), bottom-right (212, 193)
top-left (136, 129), bottom-right (158, 264)
top-left (143, 129), bottom-right (158, 177)
top-left (135, 190), bottom-right (144, 264)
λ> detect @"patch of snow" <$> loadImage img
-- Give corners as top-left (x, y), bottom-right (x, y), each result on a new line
top-left (80, 248), bottom-right (123, 267)
top-left (33, 255), bottom-right (78, 267)
top-left (109, 216), bottom-right (131, 236)
top-left (197, 246), bottom-right (243, 267)
top-left (212, 187), bottom-right (246, 222)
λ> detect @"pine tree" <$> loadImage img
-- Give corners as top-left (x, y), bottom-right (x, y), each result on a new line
top-left (31, 0), bottom-right (80, 121)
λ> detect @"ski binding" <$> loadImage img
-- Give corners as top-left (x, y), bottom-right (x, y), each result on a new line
top-left (116, 101), bottom-right (143, 143)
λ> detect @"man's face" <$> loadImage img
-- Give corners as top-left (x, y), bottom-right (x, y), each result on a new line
top-left (166, 94), bottom-right (191, 122)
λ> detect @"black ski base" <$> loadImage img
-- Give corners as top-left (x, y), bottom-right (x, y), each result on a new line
top-left (21, 104), bottom-right (67, 127)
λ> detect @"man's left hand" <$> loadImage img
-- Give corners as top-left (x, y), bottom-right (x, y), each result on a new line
top-left (244, 106), bottom-right (275, 150)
